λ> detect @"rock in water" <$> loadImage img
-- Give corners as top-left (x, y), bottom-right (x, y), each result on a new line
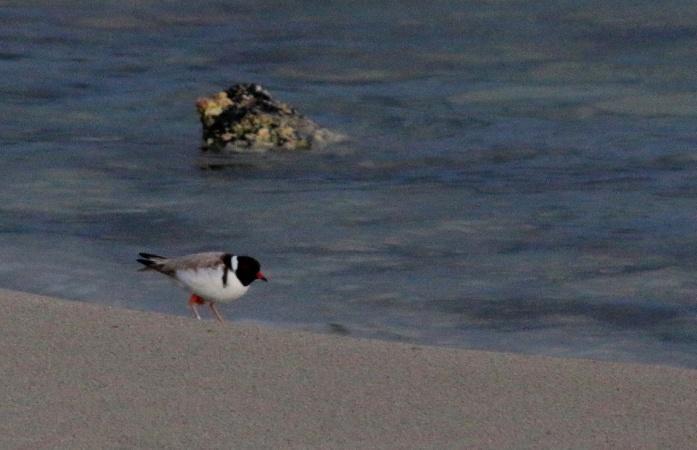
top-left (196, 84), bottom-right (342, 152)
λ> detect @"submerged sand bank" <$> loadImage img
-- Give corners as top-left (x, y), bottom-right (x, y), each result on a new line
top-left (1, 288), bottom-right (695, 449)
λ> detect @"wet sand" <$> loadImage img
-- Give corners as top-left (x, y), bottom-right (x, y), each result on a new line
top-left (2, 288), bottom-right (695, 449)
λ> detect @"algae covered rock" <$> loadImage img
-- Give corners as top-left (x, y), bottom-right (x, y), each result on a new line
top-left (196, 84), bottom-right (342, 152)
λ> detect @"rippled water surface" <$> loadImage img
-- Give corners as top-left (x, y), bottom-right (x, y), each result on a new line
top-left (2, 1), bottom-right (697, 367)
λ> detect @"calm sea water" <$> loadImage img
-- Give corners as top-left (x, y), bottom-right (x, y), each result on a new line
top-left (2, 1), bottom-right (697, 367)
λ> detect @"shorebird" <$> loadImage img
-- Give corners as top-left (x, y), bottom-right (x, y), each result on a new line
top-left (137, 252), bottom-right (267, 322)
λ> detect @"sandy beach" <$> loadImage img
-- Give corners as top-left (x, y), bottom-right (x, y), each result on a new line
top-left (1, 288), bottom-right (695, 449)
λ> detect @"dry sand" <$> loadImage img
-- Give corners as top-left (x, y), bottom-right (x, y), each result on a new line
top-left (1, 288), bottom-right (695, 449)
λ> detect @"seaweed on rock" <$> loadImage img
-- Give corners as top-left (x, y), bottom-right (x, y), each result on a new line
top-left (196, 84), bottom-right (342, 152)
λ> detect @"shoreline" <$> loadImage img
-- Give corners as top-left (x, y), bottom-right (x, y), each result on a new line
top-left (2, 288), bottom-right (695, 448)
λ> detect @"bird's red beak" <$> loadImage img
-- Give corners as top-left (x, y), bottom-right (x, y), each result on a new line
top-left (256, 271), bottom-right (268, 282)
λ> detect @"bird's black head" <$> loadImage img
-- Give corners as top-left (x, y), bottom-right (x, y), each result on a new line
top-left (235, 255), bottom-right (268, 286)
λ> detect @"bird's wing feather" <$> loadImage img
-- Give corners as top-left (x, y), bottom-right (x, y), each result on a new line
top-left (162, 252), bottom-right (227, 274)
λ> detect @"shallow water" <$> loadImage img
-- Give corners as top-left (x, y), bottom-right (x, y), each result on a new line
top-left (2, 1), bottom-right (697, 367)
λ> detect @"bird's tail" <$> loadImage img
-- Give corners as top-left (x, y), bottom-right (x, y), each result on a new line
top-left (137, 252), bottom-right (168, 272)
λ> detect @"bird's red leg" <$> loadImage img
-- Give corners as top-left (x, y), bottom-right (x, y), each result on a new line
top-left (209, 302), bottom-right (224, 323)
top-left (188, 294), bottom-right (205, 320)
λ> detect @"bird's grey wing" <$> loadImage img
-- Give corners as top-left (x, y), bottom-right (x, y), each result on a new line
top-left (161, 252), bottom-right (227, 275)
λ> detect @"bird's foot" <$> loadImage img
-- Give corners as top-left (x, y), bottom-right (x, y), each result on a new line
top-left (209, 302), bottom-right (225, 323)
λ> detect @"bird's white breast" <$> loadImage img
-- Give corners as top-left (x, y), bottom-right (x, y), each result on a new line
top-left (175, 266), bottom-right (248, 303)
